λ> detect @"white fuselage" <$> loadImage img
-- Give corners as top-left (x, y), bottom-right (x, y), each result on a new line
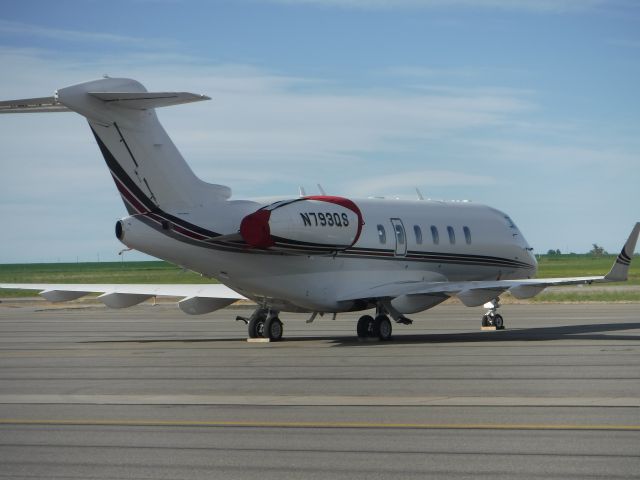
top-left (118, 197), bottom-right (537, 313)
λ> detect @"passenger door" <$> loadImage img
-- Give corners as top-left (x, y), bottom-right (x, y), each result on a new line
top-left (390, 218), bottom-right (407, 256)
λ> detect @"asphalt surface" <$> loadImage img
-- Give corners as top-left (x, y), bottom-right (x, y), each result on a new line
top-left (0, 302), bottom-right (639, 479)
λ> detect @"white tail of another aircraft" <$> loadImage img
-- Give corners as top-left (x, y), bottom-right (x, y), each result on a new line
top-left (0, 77), bottom-right (230, 214)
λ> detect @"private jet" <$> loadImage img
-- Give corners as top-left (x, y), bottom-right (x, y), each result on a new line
top-left (1, 77), bottom-right (637, 341)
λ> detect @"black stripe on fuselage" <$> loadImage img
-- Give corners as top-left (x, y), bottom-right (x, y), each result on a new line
top-left (268, 236), bottom-right (532, 269)
top-left (90, 125), bottom-right (223, 240)
top-left (272, 236), bottom-right (350, 252)
top-left (343, 251), bottom-right (533, 269)
top-left (271, 237), bottom-right (533, 269)
top-left (92, 126), bottom-right (156, 212)
top-left (344, 246), bottom-right (533, 269)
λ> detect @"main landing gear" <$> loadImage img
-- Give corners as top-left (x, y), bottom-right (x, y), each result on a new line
top-left (356, 305), bottom-right (395, 341)
top-left (481, 297), bottom-right (505, 330)
top-left (237, 308), bottom-right (284, 341)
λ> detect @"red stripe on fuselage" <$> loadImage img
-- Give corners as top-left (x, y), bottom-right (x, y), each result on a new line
top-left (145, 212), bottom-right (208, 241)
top-left (112, 174), bottom-right (147, 214)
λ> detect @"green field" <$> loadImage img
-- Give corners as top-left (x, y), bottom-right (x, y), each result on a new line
top-left (0, 254), bottom-right (638, 301)
top-left (534, 254), bottom-right (639, 284)
top-left (0, 261), bottom-right (214, 298)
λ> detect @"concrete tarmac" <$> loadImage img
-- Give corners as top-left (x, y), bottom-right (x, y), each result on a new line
top-left (0, 302), bottom-right (639, 479)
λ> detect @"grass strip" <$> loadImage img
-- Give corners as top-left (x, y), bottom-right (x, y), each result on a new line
top-left (0, 254), bottom-right (638, 300)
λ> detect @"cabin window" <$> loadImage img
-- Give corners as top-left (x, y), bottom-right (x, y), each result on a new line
top-left (463, 226), bottom-right (472, 244)
top-left (430, 225), bottom-right (439, 245)
top-left (413, 225), bottom-right (422, 245)
top-left (377, 224), bottom-right (386, 244)
top-left (447, 226), bottom-right (456, 244)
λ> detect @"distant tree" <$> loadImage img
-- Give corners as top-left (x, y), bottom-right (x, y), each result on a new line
top-left (547, 249), bottom-right (561, 256)
top-left (589, 244), bottom-right (607, 256)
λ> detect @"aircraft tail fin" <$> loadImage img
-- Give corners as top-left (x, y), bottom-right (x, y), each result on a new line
top-left (1, 78), bottom-right (230, 213)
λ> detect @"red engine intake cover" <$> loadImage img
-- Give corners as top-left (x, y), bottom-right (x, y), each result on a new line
top-left (239, 209), bottom-right (274, 248)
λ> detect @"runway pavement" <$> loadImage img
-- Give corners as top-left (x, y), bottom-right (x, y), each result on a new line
top-left (0, 301), bottom-right (638, 479)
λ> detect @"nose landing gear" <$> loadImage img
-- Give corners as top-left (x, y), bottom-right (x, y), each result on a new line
top-left (481, 298), bottom-right (505, 330)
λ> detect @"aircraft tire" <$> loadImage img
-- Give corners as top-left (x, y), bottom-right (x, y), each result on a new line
top-left (264, 316), bottom-right (284, 341)
top-left (481, 315), bottom-right (489, 327)
top-left (493, 314), bottom-right (504, 329)
top-left (248, 316), bottom-right (265, 338)
top-left (357, 315), bottom-right (374, 338)
top-left (372, 315), bottom-right (392, 341)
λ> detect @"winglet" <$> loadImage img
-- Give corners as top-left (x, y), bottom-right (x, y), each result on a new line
top-left (605, 222), bottom-right (639, 281)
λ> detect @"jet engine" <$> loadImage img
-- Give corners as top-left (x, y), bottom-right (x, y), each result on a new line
top-left (240, 196), bottom-right (364, 253)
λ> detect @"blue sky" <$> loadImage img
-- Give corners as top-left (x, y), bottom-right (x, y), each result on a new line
top-left (0, 0), bottom-right (638, 262)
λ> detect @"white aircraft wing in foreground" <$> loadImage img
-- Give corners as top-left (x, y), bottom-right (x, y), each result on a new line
top-left (0, 283), bottom-right (245, 315)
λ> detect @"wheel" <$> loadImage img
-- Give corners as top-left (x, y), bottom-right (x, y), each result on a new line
top-left (481, 314), bottom-right (489, 327)
top-left (493, 314), bottom-right (504, 329)
top-left (264, 316), bottom-right (284, 341)
top-left (248, 315), bottom-right (265, 338)
top-left (372, 315), bottom-right (392, 341)
top-left (357, 315), bottom-right (374, 338)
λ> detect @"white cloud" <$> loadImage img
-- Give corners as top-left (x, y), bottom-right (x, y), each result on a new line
top-left (471, 138), bottom-right (637, 169)
top-left (345, 170), bottom-right (496, 197)
top-left (0, 20), bottom-right (174, 48)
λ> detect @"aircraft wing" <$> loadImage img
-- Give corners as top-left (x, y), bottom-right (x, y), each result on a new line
top-left (0, 283), bottom-right (246, 315)
top-left (339, 222), bottom-right (639, 308)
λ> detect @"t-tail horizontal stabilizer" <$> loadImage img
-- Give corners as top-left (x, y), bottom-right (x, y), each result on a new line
top-left (0, 91), bottom-right (209, 114)
top-left (87, 91), bottom-right (210, 110)
top-left (0, 96), bottom-right (69, 113)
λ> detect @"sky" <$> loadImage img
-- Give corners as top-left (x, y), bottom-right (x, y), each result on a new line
top-left (0, 0), bottom-right (638, 263)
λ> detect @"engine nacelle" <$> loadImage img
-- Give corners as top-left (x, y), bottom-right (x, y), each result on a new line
top-left (115, 215), bottom-right (166, 252)
top-left (240, 196), bottom-right (364, 253)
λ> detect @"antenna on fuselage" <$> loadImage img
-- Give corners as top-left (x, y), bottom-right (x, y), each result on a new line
top-left (415, 187), bottom-right (425, 200)
top-left (298, 186), bottom-right (307, 197)
top-left (317, 184), bottom-right (326, 195)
